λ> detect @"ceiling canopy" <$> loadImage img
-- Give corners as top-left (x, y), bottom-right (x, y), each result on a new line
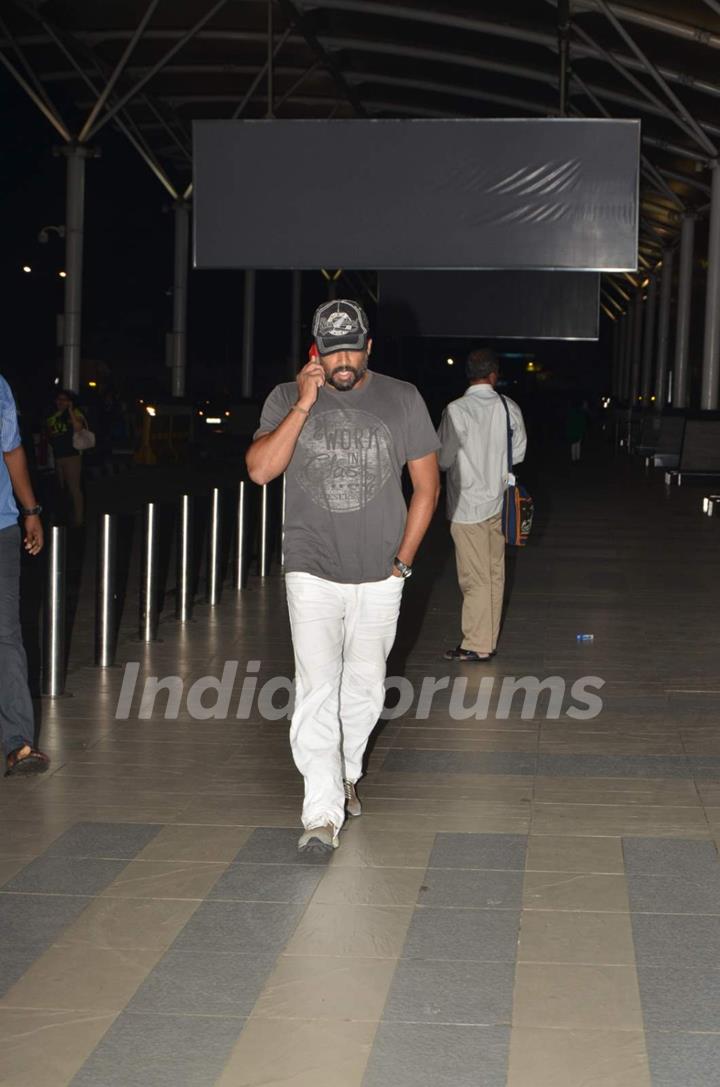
top-left (2, 0), bottom-right (719, 273)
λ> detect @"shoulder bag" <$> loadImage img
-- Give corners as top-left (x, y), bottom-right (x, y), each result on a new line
top-left (498, 394), bottom-right (533, 547)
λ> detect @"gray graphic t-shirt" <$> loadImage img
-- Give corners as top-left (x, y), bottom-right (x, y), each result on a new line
top-left (255, 372), bottom-right (439, 584)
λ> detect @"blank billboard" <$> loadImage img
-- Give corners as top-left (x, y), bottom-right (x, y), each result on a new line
top-left (193, 118), bottom-right (639, 271)
top-left (379, 271), bottom-right (600, 340)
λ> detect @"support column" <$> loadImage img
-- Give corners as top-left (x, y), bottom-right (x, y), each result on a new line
top-left (617, 311), bottom-right (628, 400)
top-left (611, 318), bottom-right (621, 397)
top-left (622, 301), bottom-right (635, 402)
top-left (701, 161), bottom-right (720, 410)
top-left (290, 270), bottom-right (301, 379)
top-left (171, 200), bottom-right (190, 398)
top-left (673, 214), bottom-right (695, 408)
top-left (630, 292), bottom-right (643, 405)
top-left (241, 269), bottom-right (256, 398)
top-left (640, 274), bottom-right (657, 406)
top-left (62, 145), bottom-right (88, 392)
top-left (654, 247), bottom-right (674, 409)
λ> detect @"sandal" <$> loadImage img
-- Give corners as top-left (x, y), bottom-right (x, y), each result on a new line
top-left (5, 746), bottom-right (50, 777)
top-left (444, 645), bottom-right (494, 662)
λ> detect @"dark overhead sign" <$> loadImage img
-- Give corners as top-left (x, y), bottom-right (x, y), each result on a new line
top-left (379, 271), bottom-right (600, 340)
top-left (194, 118), bottom-right (639, 271)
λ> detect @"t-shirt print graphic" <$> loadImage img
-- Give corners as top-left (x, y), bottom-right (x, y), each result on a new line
top-left (296, 408), bottom-right (394, 512)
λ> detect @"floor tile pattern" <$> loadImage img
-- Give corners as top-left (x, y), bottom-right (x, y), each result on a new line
top-left (1, 453), bottom-right (720, 1084)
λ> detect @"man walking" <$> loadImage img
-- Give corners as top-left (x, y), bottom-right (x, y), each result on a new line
top-left (246, 300), bottom-right (439, 853)
top-left (437, 348), bottom-right (526, 662)
top-left (0, 374), bottom-right (50, 776)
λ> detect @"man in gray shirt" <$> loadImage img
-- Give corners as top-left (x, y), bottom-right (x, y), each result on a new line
top-left (247, 300), bottom-right (439, 853)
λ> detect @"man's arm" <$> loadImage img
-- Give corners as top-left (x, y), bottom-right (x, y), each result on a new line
top-left (246, 415), bottom-right (307, 486)
top-left (4, 446), bottom-right (43, 554)
top-left (395, 452), bottom-right (440, 571)
top-left (511, 406), bottom-right (527, 466)
top-left (245, 362), bottom-right (325, 485)
top-left (437, 408), bottom-right (460, 472)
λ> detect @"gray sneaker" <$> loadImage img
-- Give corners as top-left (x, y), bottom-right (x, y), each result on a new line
top-left (344, 780), bottom-right (362, 817)
top-left (297, 824), bottom-right (339, 854)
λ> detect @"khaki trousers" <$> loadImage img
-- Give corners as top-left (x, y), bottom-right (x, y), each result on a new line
top-left (450, 513), bottom-right (505, 655)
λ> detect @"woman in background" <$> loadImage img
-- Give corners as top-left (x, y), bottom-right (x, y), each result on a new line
top-left (46, 389), bottom-right (87, 526)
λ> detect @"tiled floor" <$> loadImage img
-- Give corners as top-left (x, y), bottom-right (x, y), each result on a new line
top-left (2, 449), bottom-right (720, 1085)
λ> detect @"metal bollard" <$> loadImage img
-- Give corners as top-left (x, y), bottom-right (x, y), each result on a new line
top-left (258, 483), bottom-right (270, 577)
top-left (233, 480), bottom-right (248, 590)
top-left (42, 525), bottom-right (66, 696)
top-left (207, 487), bottom-right (222, 605)
top-left (95, 512), bottom-right (118, 666)
top-left (176, 493), bottom-right (194, 621)
top-left (139, 502), bottom-right (159, 642)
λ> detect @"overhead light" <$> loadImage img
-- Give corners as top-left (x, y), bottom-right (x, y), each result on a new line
top-left (58, 271), bottom-right (67, 278)
top-left (22, 265), bottom-right (31, 273)
top-left (88, 381), bottom-right (97, 388)
top-left (446, 357), bottom-right (454, 366)
top-left (205, 416), bottom-right (222, 425)
top-left (146, 405), bottom-right (157, 417)
top-left (224, 411), bottom-right (231, 417)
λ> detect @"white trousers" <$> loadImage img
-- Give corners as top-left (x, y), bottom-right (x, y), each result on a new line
top-left (285, 571), bottom-right (404, 831)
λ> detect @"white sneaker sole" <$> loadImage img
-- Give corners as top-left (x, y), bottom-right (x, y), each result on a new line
top-left (297, 828), bottom-right (339, 854)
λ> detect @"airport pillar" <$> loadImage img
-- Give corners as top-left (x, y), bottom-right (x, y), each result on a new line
top-left (654, 247), bottom-right (673, 409)
top-left (701, 161), bottom-right (720, 410)
top-left (171, 199), bottom-right (190, 398)
top-left (640, 273), bottom-right (657, 406)
top-left (61, 145), bottom-right (89, 392)
top-left (673, 214), bottom-right (695, 408)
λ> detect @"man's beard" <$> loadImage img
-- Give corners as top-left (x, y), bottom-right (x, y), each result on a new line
top-left (327, 363), bottom-right (367, 391)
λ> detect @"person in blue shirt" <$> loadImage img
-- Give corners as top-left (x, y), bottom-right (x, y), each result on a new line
top-left (0, 375), bottom-right (50, 776)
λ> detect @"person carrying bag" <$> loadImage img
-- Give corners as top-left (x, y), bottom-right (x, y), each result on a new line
top-left (46, 389), bottom-right (93, 526)
top-left (437, 348), bottom-right (528, 662)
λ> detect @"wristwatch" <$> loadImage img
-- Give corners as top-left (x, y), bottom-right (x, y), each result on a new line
top-left (393, 557), bottom-right (413, 579)
top-left (20, 505), bottom-right (42, 517)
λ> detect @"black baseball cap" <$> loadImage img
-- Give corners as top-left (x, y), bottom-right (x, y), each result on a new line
top-left (312, 300), bottom-right (370, 356)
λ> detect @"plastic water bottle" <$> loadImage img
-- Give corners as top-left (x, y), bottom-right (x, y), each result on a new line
top-left (576, 633), bottom-right (594, 642)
